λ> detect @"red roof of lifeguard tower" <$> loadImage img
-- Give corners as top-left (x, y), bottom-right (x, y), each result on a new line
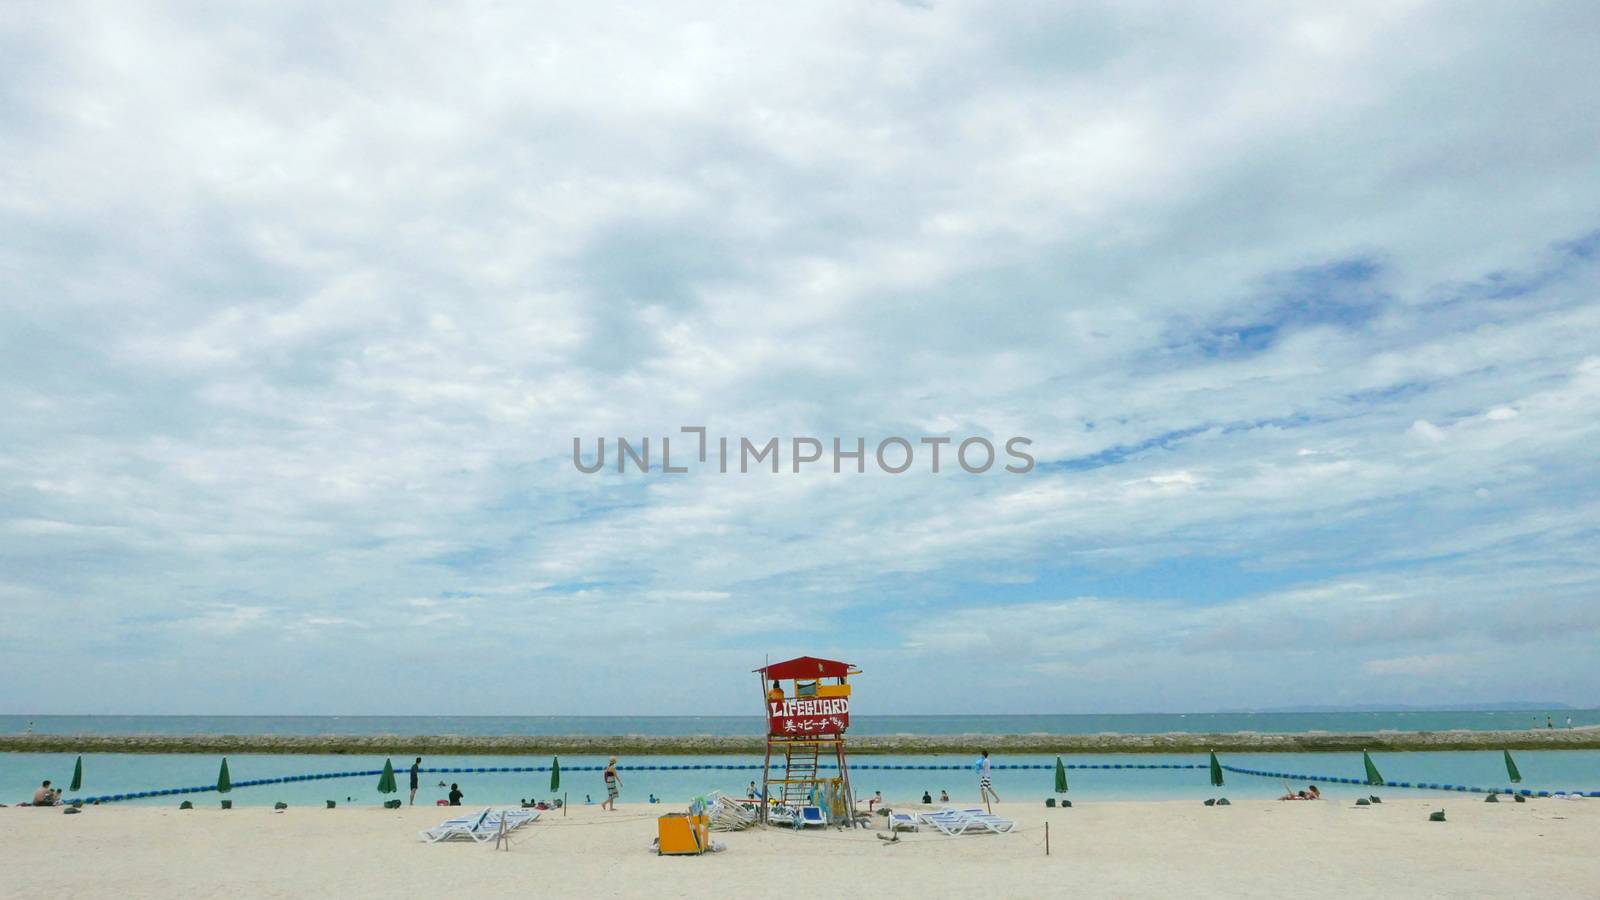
top-left (755, 655), bottom-right (856, 680)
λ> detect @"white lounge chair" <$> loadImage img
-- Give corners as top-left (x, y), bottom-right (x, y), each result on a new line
top-left (709, 796), bottom-right (758, 832)
top-left (420, 808), bottom-right (492, 842)
top-left (496, 809), bottom-right (539, 830)
top-left (795, 805), bottom-right (826, 828)
top-left (887, 811), bottom-right (919, 832)
top-left (419, 808), bottom-right (539, 843)
top-left (766, 804), bottom-right (798, 825)
top-left (917, 810), bottom-right (980, 835)
top-left (959, 811), bottom-right (1015, 834)
top-left (917, 807), bottom-right (1015, 836)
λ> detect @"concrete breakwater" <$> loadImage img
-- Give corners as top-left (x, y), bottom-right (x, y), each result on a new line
top-left (3, 728), bottom-right (1597, 755)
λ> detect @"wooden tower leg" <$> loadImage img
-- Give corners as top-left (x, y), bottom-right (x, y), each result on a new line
top-left (837, 740), bottom-right (857, 828)
top-left (760, 740), bottom-right (773, 825)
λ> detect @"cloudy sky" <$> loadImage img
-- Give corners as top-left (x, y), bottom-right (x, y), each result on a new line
top-left (3, 1), bottom-right (1598, 717)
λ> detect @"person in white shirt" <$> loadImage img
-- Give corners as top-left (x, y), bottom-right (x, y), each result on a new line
top-left (976, 750), bottom-right (999, 807)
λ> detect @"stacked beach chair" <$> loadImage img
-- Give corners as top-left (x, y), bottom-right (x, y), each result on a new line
top-left (916, 807), bottom-right (1016, 836)
top-left (708, 795), bottom-right (759, 832)
top-left (419, 807), bottom-right (540, 843)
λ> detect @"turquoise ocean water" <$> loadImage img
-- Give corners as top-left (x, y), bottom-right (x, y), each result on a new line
top-left (3, 713), bottom-right (1597, 807)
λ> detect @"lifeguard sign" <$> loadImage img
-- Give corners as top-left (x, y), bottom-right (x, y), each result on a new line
top-left (769, 695), bottom-right (849, 735)
top-left (755, 655), bottom-right (860, 826)
top-left (762, 656), bottom-right (853, 735)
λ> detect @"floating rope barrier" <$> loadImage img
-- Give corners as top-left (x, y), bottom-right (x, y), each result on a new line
top-left (75, 761), bottom-right (1204, 804)
top-left (75, 759), bottom-right (1596, 805)
top-left (1220, 764), bottom-right (1600, 798)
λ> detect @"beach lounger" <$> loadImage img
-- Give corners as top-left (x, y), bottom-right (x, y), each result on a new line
top-left (419, 808), bottom-right (539, 843)
top-left (766, 804), bottom-right (798, 825)
top-left (497, 809), bottom-right (539, 830)
top-left (917, 810), bottom-right (983, 836)
top-left (918, 807), bottom-right (1015, 836)
top-left (795, 805), bottom-right (826, 828)
top-left (420, 808), bottom-right (492, 842)
top-left (709, 796), bottom-right (758, 831)
top-left (959, 811), bottom-right (1016, 834)
top-left (887, 811), bottom-right (919, 832)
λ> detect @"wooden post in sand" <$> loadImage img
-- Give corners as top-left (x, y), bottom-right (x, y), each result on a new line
top-left (1045, 821), bottom-right (1050, 856)
top-left (564, 792), bottom-right (568, 816)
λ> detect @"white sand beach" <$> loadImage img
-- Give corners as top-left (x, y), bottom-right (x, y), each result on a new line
top-left (5, 797), bottom-right (1597, 898)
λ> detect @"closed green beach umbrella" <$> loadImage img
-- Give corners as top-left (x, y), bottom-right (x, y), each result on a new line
top-left (377, 758), bottom-right (397, 795)
top-left (1362, 751), bottom-right (1384, 786)
top-left (1209, 751), bottom-right (1224, 787)
top-left (69, 755), bottom-right (83, 792)
top-left (217, 758), bottom-right (232, 794)
top-left (1054, 756), bottom-right (1069, 793)
top-left (1503, 750), bottom-right (1522, 784)
top-left (550, 756), bottom-right (561, 793)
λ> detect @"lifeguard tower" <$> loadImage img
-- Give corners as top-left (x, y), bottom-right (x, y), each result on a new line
top-left (755, 656), bottom-right (860, 826)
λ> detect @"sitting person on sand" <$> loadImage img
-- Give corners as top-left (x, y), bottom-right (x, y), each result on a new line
top-left (1279, 784), bottom-right (1319, 800)
top-left (922, 790), bottom-right (932, 804)
top-left (32, 780), bottom-right (57, 806)
top-left (448, 783), bottom-right (463, 806)
top-left (939, 789), bottom-right (949, 802)
top-left (868, 790), bottom-right (883, 811)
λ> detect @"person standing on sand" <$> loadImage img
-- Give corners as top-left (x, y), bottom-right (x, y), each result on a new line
top-left (409, 758), bottom-right (422, 805)
top-left (976, 750), bottom-right (1000, 810)
top-left (602, 756), bottom-right (621, 811)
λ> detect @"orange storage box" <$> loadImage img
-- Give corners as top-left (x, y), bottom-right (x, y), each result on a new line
top-left (656, 812), bottom-right (709, 856)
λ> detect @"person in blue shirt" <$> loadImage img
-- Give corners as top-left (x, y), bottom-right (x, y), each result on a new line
top-left (976, 750), bottom-right (999, 807)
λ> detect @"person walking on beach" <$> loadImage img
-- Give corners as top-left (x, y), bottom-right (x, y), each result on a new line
top-left (976, 750), bottom-right (999, 811)
top-left (409, 758), bottom-right (422, 805)
top-left (601, 756), bottom-right (621, 811)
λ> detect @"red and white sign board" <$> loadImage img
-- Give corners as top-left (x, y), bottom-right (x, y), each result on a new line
top-left (768, 696), bottom-right (850, 736)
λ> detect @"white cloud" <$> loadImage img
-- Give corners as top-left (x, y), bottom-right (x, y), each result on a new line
top-left (1, 0), bottom-right (1597, 714)
top-left (1362, 654), bottom-right (1464, 677)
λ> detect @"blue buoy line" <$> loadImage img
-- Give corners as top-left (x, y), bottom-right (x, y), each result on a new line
top-left (74, 761), bottom-right (1205, 804)
top-left (1220, 764), bottom-right (1600, 798)
top-left (73, 760), bottom-right (1597, 805)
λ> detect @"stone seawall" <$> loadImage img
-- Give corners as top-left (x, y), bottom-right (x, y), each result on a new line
top-left (3, 728), bottom-right (1597, 755)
